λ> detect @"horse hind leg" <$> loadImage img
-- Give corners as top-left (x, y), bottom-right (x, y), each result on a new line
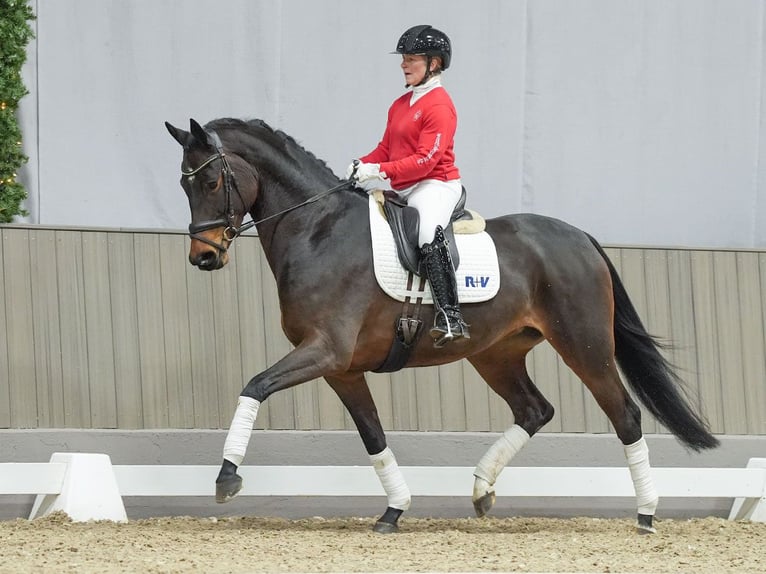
top-left (545, 317), bottom-right (658, 533)
top-left (467, 345), bottom-right (554, 517)
top-left (576, 363), bottom-right (658, 533)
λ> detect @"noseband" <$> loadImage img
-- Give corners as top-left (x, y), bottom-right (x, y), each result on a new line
top-left (181, 128), bottom-right (354, 253)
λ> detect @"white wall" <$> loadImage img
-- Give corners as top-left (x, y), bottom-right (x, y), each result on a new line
top-left (17, 0), bottom-right (766, 248)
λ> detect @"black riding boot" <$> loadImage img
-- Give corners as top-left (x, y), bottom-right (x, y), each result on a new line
top-left (420, 226), bottom-right (470, 348)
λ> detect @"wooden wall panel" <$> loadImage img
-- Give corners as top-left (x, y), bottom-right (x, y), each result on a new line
top-left (1, 226), bottom-right (764, 437)
top-left (712, 252), bottom-right (748, 434)
top-left (108, 233), bottom-right (144, 429)
top-left (184, 254), bottom-right (220, 429)
top-left (3, 229), bottom-right (37, 427)
top-left (689, 251), bottom-right (726, 431)
top-left (81, 231), bottom-right (117, 428)
top-left (158, 234), bottom-right (195, 429)
top-left (0, 229), bottom-right (8, 426)
top-left (666, 250), bottom-right (703, 422)
top-left (55, 231), bottom-right (91, 428)
top-left (134, 234), bottom-right (170, 428)
top-left (738, 253), bottom-right (766, 434)
top-left (28, 229), bottom-right (65, 427)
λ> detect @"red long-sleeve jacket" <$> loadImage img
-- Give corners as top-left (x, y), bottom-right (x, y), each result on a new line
top-left (360, 87), bottom-right (460, 191)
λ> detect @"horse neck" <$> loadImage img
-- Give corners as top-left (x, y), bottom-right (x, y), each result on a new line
top-left (218, 125), bottom-right (368, 273)
top-left (237, 153), bottom-right (367, 271)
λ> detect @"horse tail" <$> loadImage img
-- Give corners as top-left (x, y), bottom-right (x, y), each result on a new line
top-left (586, 234), bottom-right (719, 451)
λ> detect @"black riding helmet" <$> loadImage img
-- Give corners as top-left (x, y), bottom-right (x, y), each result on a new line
top-left (393, 25), bottom-right (452, 80)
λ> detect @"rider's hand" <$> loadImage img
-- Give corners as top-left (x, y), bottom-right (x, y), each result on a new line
top-left (354, 162), bottom-right (385, 183)
top-left (344, 161), bottom-right (357, 180)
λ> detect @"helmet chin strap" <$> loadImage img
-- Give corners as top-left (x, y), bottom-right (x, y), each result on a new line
top-left (407, 56), bottom-right (436, 88)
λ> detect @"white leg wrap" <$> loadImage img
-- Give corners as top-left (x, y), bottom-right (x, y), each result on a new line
top-left (474, 424), bottom-right (530, 485)
top-left (223, 396), bottom-right (260, 467)
top-left (624, 436), bottom-right (658, 516)
top-left (370, 447), bottom-right (411, 511)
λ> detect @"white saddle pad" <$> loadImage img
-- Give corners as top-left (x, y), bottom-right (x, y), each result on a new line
top-left (369, 195), bottom-right (500, 304)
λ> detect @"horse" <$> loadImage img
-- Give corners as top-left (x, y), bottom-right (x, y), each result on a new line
top-left (165, 117), bottom-right (719, 534)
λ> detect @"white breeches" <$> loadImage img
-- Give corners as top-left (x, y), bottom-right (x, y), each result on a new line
top-left (396, 179), bottom-right (462, 246)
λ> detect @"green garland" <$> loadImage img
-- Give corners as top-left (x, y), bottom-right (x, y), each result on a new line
top-left (0, 0), bottom-right (35, 223)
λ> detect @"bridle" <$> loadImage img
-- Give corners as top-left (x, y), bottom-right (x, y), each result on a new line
top-left (181, 130), bottom-right (249, 252)
top-left (181, 129), bottom-right (353, 252)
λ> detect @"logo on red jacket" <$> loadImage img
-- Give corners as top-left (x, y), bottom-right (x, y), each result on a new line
top-left (412, 109), bottom-right (422, 121)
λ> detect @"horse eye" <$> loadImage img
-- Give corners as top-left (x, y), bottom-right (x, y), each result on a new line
top-left (206, 180), bottom-right (218, 191)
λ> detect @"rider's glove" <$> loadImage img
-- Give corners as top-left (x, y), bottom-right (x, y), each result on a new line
top-left (354, 162), bottom-right (386, 183)
top-left (344, 161), bottom-right (357, 180)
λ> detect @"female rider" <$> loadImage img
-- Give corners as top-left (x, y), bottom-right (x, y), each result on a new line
top-left (347, 24), bottom-right (469, 347)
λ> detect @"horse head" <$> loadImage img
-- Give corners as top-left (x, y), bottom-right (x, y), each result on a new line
top-left (165, 118), bottom-right (259, 270)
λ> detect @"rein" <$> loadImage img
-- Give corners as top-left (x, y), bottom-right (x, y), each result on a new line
top-left (182, 129), bottom-right (352, 252)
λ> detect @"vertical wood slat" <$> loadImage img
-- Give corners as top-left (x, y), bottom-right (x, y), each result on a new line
top-left (712, 252), bottom-right (748, 434)
top-left (185, 244), bottom-right (220, 429)
top-left (737, 252), bottom-right (766, 434)
top-left (108, 233), bottom-right (144, 429)
top-left (231, 238), bottom-right (271, 430)
top-left (28, 230), bottom-right (65, 427)
top-left (210, 263), bottom-right (246, 428)
top-left (158, 234), bottom-right (195, 429)
top-left (462, 360), bottom-right (492, 432)
top-left (665, 251), bottom-right (701, 417)
top-left (3, 229), bottom-right (38, 426)
top-left (389, 369), bottom-right (419, 431)
top-left (689, 251), bottom-right (725, 431)
top-left (367, 372), bottom-right (394, 432)
top-left (530, 342), bottom-right (562, 433)
top-left (55, 230), bottom-right (91, 428)
top-left (643, 249), bottom-right (674, 435)
top-left (134, 234), bottom-right (170, 428)
top-left (81, 231), bottom-right (117, 428)
top-left (618, 248), bottom-right (658, 435)
top-left (439, 362), bottom-right (467, 431)
top-left (258, 253), bottom-right (295, 430)
top-left (0, 229), bottom-right (8, 426)
top-left (414, 366), bottom-right (442, 430)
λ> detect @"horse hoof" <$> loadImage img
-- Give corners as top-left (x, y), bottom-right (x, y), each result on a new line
top-left (635, 513), bottom-right (656, 534)
top-left (373, 520), bottom-right (399, 534)
top-left (473, 491), bottom-right (496, 517)
top-left (215, 473), bottom-right (243, 503)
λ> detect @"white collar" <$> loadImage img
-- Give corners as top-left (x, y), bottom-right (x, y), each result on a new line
top-left (409, 75), bottom-right (442, 105)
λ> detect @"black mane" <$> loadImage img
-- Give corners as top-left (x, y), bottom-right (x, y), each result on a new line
top-left (206, 117), bottom-right (367, 200)
top-left (206, 117), bottom-right (337, 178)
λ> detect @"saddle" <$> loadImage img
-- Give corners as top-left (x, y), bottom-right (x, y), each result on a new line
top-left (379, 186), bottom-right (481, 275)
top-left (372, 187), bottom-right (488, 374)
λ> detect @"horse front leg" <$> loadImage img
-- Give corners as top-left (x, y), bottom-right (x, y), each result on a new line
top-left (215, 339), bottom-right (342, 503)
top-left (326, 373), bottom-right (410, 534)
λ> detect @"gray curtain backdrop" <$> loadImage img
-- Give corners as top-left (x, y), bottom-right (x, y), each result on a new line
top-left (17, 0), bottom-right (766, 248)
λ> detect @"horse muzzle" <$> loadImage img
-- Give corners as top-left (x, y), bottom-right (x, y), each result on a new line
top-left (189, 248), bottom-right (228, 271)
top-left (189, 231), bottom-right (230, 270)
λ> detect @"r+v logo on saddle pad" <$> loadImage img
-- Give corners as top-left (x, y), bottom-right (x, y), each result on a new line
top-left (465, 276), bottom-right (491, 288)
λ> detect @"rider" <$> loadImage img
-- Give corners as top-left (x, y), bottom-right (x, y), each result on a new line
top-left (346, 24), bottom-right (470, 348)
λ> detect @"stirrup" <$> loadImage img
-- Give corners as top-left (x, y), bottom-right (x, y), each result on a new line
top-left (429, 309), bottom-right (470, 348)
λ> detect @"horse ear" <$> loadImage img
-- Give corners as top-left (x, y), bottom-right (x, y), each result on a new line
top-left (189, 118), bottom-right (212, 147)
top-left (165, 121), bottom-right (192, 147)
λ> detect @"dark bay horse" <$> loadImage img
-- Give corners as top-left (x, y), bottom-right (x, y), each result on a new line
top-left (165, 117), bottom-right (718, 534)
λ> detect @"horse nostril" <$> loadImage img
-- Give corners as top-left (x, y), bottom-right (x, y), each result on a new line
top-left (191, 250), bottom-right (218, 270)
